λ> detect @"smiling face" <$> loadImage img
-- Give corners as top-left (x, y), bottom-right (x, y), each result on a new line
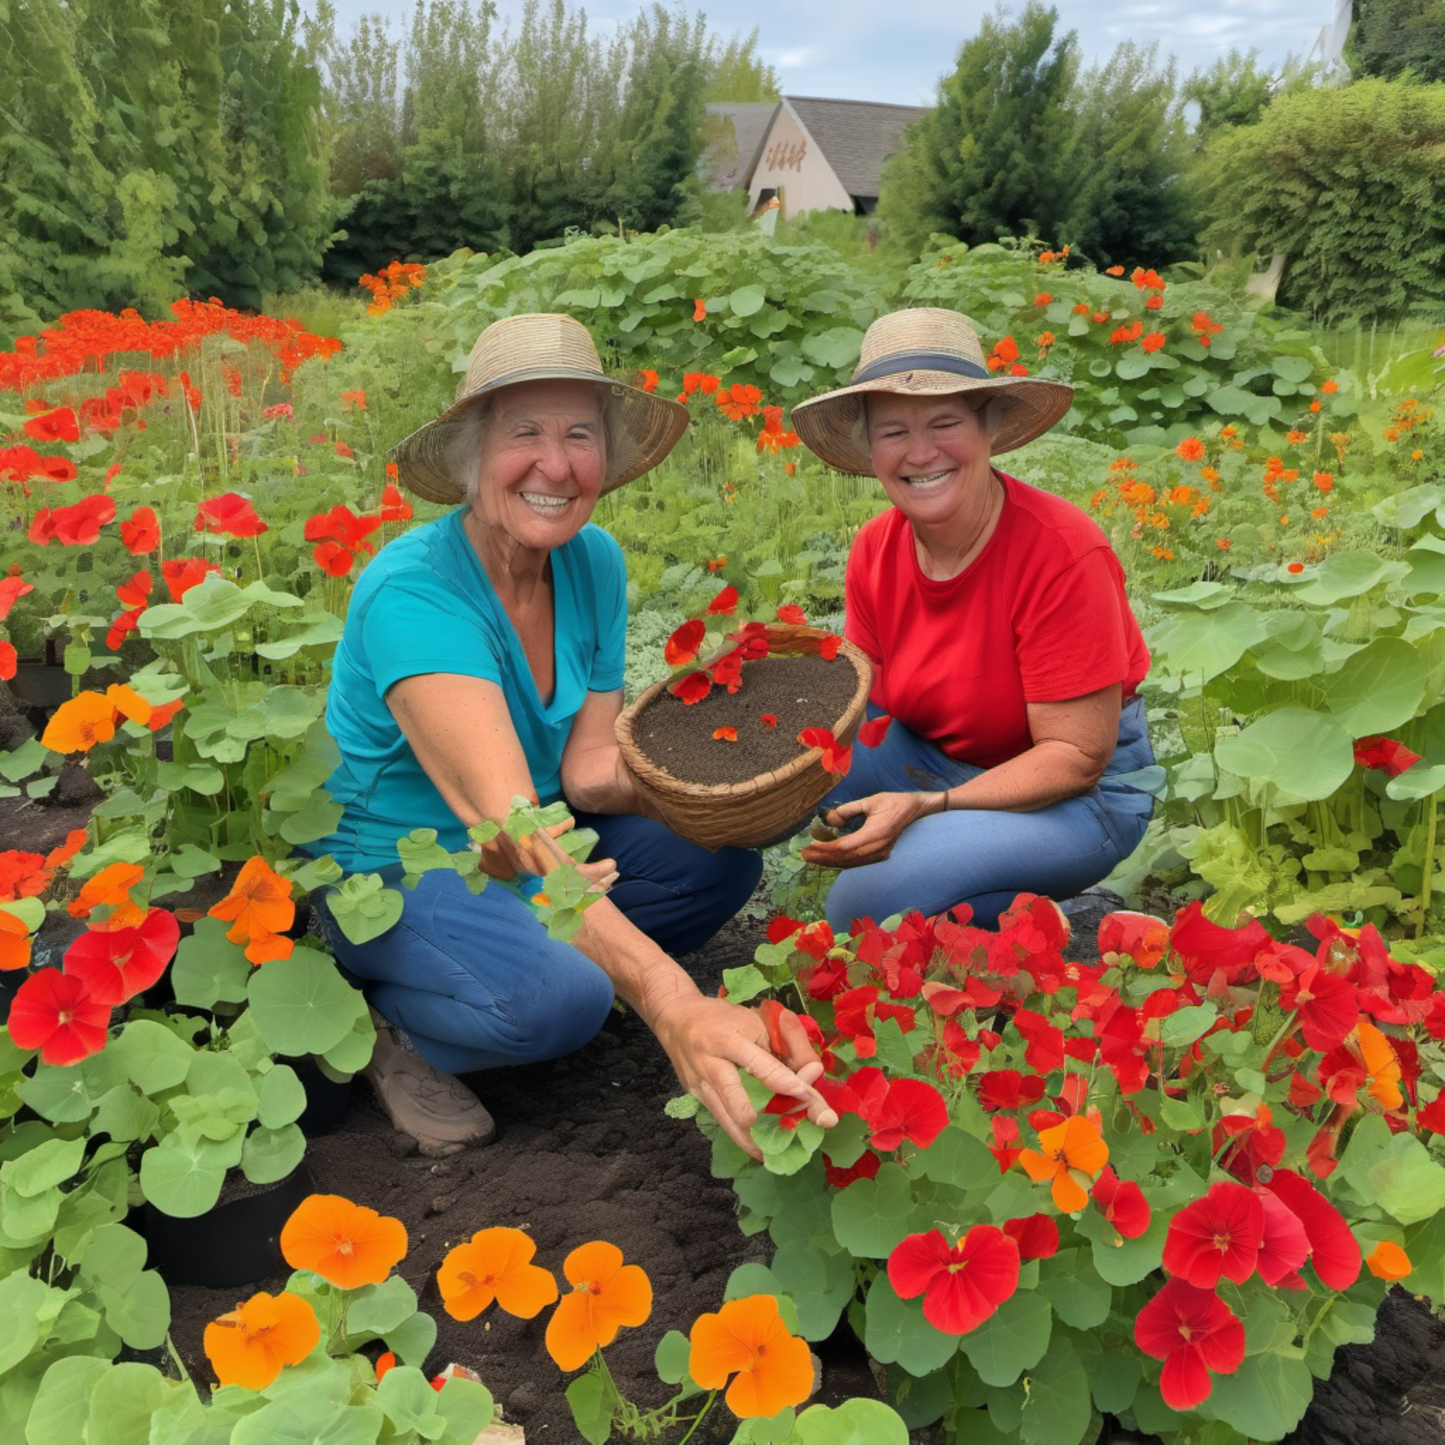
top-left (469, 380), bottom-right (607, 554)
top-left (864, 390), bottom-right (995, 529)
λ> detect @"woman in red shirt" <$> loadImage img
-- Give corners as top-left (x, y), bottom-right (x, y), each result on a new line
top-left (792, 307), bottom-right (1156, 930)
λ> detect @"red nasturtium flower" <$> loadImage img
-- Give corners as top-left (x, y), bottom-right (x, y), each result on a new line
top-left (203, 1290), bottom-right (321, 1390)
top-left (7, 968), bottom-right (112, 1064)
top-left (688, 1294), bottom-right (813, 1419)
top-left (712, 727), bottom-right (738, 742)
top-left (1162, 1181), bottom-right (1264, 1287)
top-left (759, 713), bottom-right (777, 728)
top-left (888, 1225), bottom-right (1021, 1333)
top-left (22, 406), bottom-right (80, 443)
top-left (0, 849), bottom-right (51, 902)
top-left (62, 907), bottom-right (180, 1004)
top-left (665, 619), bottom-right (705, 667)
top-left (798, 726), bottom-right (851, 776)
top-left (305, 505), bottom-right (383, 576)
top-left (1353, 735), bottom-right (1421, 777)
top-left (707, 584), bottom-right (739, 616)
top-left (1097, 909), bottom-right (1169, 969)
top-left (379, 483), bottom-right (412, 521)
top-left (671, 670), bottom-right (711, 705)
top-left (1002, 1214), bottom-right (1060, 1260)
top-left (1278, 963), bottom-right (1358, 1051)
top-left (0, 575), bottom-right (35, 621)
top-left (195, 492), bottom-right (268, 538)
top-left (776, 603), bottom-right (807, 624)
top-left (857, 714), bottom-right (893, 748)
top-left (438, 1226), bottom-right (559, 1321)
top-left (280, 1193), bottom-right (408, 1289)
top-left (867, 1077), bottom-right (949, 1151)
top-left (208, 856), bottom-right (295, 964)
top-left (1018, 1115), bottom-right (1108, 1211)
top-left (162, 557), bottom-right (223, 602)
top-left (545, 1240), bottom-right (653, 1371)
top-left (1134, 1277), bottom-right (1245, 1410)
top-left (1092, 1167), bottom-right (1151, 1238)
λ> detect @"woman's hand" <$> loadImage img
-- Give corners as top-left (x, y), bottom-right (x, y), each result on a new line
top-left (475, 817), bottom-right (617, 892)
top-left (647, 995), bottom-right (838, 1160)
top-left (799, 790), bottom-right (941, 868)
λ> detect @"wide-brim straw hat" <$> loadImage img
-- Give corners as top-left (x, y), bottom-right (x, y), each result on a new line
top-left (390, 313), bottom-right (690, 504)
top-left (790, 308), bottom-right (1074, 475)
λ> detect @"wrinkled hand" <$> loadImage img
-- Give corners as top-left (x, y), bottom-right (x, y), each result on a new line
top-left (799, 790), bottom-right (939, 869)
top-left (476, 818), bottom-right (617, 892)
top-left (650, 995), bottom-right (838, 1160)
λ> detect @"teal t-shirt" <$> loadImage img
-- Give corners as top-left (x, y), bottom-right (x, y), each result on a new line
top-left (314, 508), bottom-right (627, 873)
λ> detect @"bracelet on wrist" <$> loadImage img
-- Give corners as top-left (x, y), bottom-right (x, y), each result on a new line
top-left (935, 790), bottom-right (949, 815)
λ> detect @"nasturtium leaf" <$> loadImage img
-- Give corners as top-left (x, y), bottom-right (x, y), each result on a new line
top-left (0, 1271), bottom-right (50, 1372)
top-left (171, 917), bottom-right (252, 1008)
top-left (1324, 637), bottom-right (1426, 734)
top-left (1287, 551), bottom-right (1410, 605)
top-left (728, 284), bottom-right (766, 317)
top-left (138, 1133), bottom-right (235, 1217)
top-left (1035, 1249), bottom-right (1112, 1330)
top-left (0, 1135), bottom-right (84, 1197)
top-left (1375, 483), bottom-right (1445, 531)
top-left (1074, 1203), bottom-right (1167, 1285)
top-left (1368, 1134), bottom-right (1445, 1224)
top-left (19, 1049), bottom-right (125, 1123)
top-left (83, 1362), bottom-right (181, 1445)
top-left (347, 1274), bottom-right (421, 1339)
top-left (1214, 707), bottom-right (1354, 801)
top-left (567, 1372), bottom-right (614, 1445)
top-left (771, 1238), bottom-right (860, 1340)
top-left (254, 1064), bottom-right (307, 1129)
top-left (1018, 1334), bottom-right (1091, 1445)
top-left (1151, 581), bottom-right (1232, 609)
top-left (1206, 1351), bottom-right (1313, 1440)
top-left (434, 1377), bottom-right (495, 1443)
top-left (241, 1123), bottom-right (306, 1185)
top-left (325, 873), bottom-right (404, 946)
top-left (655, 1328), bottom-right (692, 1385)
top-left (1157, 1004), bottom-right (1218, 1049)
top-left (279, 794), bottom-right (345, 847)
top-left (254, 613), bottom-right (344, 660)
top-left (863, 1272), bottom-right (960, 1376)
top-left (794, 1398), bottom-right (911, 1444)
top-left (110, 1019), bottom-right (198, 1093)
top-left (958, 1288), bottom-right (1052, 1387)
top-left (374, 1365), bottom-right (440, 1433)
top-left (1147, 602), bottom-right (1269, 682)
top-left (26, 1355), bottom-right (114, 1445)
top-left (1388, 762), bottom-right (1445, 800)
top-left (247, 948), bottom-right (362, 1056)
top-left (97, 1266), bottom-right (170, 1350)
top-left (830, 1163), bottom-right (921, 1258)
top-left (1072, 1333), bottom-right (1141, 1415)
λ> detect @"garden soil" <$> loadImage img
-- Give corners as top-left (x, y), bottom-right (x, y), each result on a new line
top-left (5, 792), bottom-right (1445, 1444)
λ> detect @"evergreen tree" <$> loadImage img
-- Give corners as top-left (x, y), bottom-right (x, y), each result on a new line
top-left (1350, 0), bottom-right (1445, 82)
top-left (878, 2), bottom-right (1079, 251)
top-left (1182, 49), bottom-right (1274, 140)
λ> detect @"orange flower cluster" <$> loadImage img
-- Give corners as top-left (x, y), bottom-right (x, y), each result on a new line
top-left (677, 371), bottom-right (719, 402)
top-left (756, 404), bottom-right (799, 453)
top-left (1260, 454), bottom-right (1300, 505)
top-left (716, 382), bottom-right (762, 421)
top-left (1132, 267), bottom-right (1166, 311)
top-left (1036, 244), bottom-right (1070, 263)
top-left (1383, 397), bottom-right (1432, 443)
top-left (1192, 311), bottom-right (1224, 348)
top-left (358, 261), bottom-right (427, 317)
top-left (1110, 320), bottom-right (1144, 346)
top-left (986, 336), bottom-right (1027, 376)
top-left (208, 855), bottom-right (295, 964)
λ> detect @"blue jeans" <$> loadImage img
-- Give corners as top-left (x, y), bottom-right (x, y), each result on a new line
top-left (312, 813), bottom-right (762, 1075)
top-left (819, 696), bottom-right (1158, 932)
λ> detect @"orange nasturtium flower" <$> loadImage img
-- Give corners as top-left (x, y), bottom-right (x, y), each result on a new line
top-left (438, 1226), bottom-right (559, 1322)
top-left (545, 1240), bottom-right (653, 1371)
top-left (1356, 1018), bottom-right (1403, 1111)
top-left (0, 911), bottom-right (32, 971)
top-left (688, 1294), bottom-right (814, 1419)
top-left (1018, 1115), bottom-right (1109, 1212)
top-left (40, 691), bottom-right (118, 753)
top-left (1366, 1241), bottom-right (1411, 1281)
top-left (203, 1290), bottom-right (321, 1390)
top-left (68, 861), bottom-right (147, 930)
top-left (208, 856), bottom-right (295, 964)
top-left (105, 682), bottom-right (153, 728)
top-left (1175, 437), bottom-right (1205, 463)
top-left (280, 1194), bottom-right (408, 1289)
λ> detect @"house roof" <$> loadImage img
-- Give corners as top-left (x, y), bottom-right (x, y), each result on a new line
top-left (703, 102), bottom-right (777, 191)
top-left (782, 96), bottom-right (929, 200)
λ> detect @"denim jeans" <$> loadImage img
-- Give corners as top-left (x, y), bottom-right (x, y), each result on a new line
top-left (818, 695), bottom-right (1158, 932)
top-left (311, 813), bottom-right (762, 1075)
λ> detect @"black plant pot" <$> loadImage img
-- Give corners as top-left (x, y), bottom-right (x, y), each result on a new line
top-left (287, 1054), bottom-right (354, 1137)
top-left (140, 1161), bottom-right (314, 1289)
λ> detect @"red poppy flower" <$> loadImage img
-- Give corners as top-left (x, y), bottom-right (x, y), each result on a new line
top-left (7, 967), bottom-right (112, 1065)
top-left (867, 1077), bottom-right (949, 1151)
top-left (1002, 1214), bottom-right (1059, 1260)
top-left (1134, 1277), bottom-right (1245, 1410)
top-left (162, 558), bottom-right (223, 602)
top-left (195, 492), bottom-right (267, 538)
top-left (121, 506), bottom-right (160, 555)
top-left (798, 726), bottom-right (850, 776)
top-left (857, 715), bottom-right (893, 748)
top-left (887, 1226), bottom-right (1020, 1334)
top-left (62, 907), bottom-right (181, 1004)
top-left (707, 585), bottom-right (739, 616)
top-left (1353, 736), bottom-right (1421, 777)
top-left (670, 671), bottom-right (711, 705)
top-left (665, 619), bottom-right (705, 667)
top-left (1092, 1167), bottom-right (1151, 1238)
top-left (776, 604), bottom-right (806, 625)
top-left (23, 406), bottom-right (80, 443)
top-left (1162, 1182), bottom-right (1263, 1287)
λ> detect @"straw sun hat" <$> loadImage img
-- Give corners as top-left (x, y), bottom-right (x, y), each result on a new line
top-left (790, 308), bottom-right (1075, 476)
top-left (390, 313), bottom-right (690, 505)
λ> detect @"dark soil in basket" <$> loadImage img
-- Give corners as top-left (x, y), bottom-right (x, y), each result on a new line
top-left (633, 653), bottom-right (860, 786)
top-left (6, 789), bottom-right (1445, 1443)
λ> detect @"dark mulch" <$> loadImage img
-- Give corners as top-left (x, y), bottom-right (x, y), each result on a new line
top-left (4, 786), bottom-right (1445, 1442)
top-left (631, 653), bottom-right (859, 785)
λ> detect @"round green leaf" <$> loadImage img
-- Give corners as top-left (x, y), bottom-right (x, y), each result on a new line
top-left (0, 1135), bottom-right (84, 1197)
top-left (862, 1272), bottom-right (960, 1376)
top-left (830, 1164), bottom-right (920, 1258)
top-left (958, 1289), bottom-right (1052, 1387)
top-left (255, 1063), bottom-right (307, 1129)
top-left (728, 283), bottom-right (766, 317)
top-left (111, 1020), bottom-right (198, 1094)
top-left (171, 917), bottom-right (252, 1008)
top-left (27, 1356), bottom-right (115, 1445)
top-left (241, 1123), bottom-right (306, 1185)
top-left (795, 1398), bottom-right (911, 1444)
top-left (138, 1135), bottom-right (233, 1217)
top-left (247, 949), bottom-right (362, 1056)
top-left (1324, 637), bottom-right (1426, 734)
top-left (1214, 707), bottom-right (1355, 800)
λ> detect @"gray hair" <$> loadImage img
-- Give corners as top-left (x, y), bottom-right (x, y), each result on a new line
top-left (444, 385), bottom-right (619, 505)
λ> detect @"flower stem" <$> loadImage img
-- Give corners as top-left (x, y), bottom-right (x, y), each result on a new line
top-left (674, 1391), bottom-right (718, 1445)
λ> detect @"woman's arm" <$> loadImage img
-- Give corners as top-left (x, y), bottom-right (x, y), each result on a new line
top-left (558, 687), bottom-right (651, 816)
top-left (801, 683), bottom-right (1122, 869)
top-left (387, 673), bottom-right (836, 1156)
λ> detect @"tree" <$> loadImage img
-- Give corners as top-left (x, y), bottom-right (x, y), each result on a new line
top-left (1197, 76), bottom-right (1445, 320)
top-left (1062, 43), bottom-right (1198, 268)
top-left (878, 2), bottom-right (1079, 251)
top-left (1182, 49), bottom-right (1274, 140)
top-left (703, 30), bottom-right (780, 103)
top-left (1350, 0), bottom-right (1445, 82)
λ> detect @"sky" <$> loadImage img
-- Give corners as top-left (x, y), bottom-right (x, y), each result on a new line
top-left (309, 0), bottom-right (1348, 106)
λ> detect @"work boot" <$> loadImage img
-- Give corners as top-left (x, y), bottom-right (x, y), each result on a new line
top-left (363, 1013), bottom-right (496, 1156)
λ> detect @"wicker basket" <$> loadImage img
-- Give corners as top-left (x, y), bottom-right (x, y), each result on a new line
top-left (615, 625), bottom-right (873, 851)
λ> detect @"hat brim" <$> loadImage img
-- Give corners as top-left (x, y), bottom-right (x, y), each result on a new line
top-left (390, 368), bottom-right (690, 505)
top-left (790, 370), bottom-right (1074, 476)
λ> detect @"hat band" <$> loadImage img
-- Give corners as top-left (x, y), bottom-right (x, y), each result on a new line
top-left (851, 351), bottom-right (991, 385)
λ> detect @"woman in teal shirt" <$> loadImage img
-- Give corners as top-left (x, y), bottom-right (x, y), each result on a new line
top-left (311, 314), bottom-right (834, 1159)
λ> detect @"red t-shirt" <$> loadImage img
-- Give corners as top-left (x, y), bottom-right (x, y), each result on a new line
top-left (843, 472), bottom-right (1149, 769)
